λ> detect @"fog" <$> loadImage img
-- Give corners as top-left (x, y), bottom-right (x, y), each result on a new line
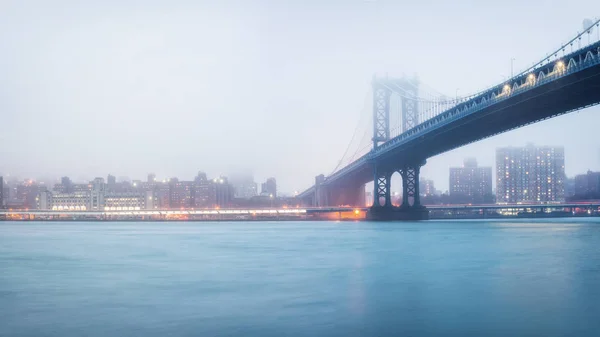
top-left (1, 0), bottom-right (600, 194)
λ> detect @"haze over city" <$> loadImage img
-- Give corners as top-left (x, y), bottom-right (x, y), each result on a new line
top-left (5, 1), bottom-right (600, 337)
top-left (2, 0), bottom-right (600, 193)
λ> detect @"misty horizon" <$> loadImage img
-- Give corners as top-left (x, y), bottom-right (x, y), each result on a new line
top-left (2, 0), bottom-right (600, 195)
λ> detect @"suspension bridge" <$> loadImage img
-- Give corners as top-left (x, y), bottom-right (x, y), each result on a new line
top-left (297, 19), bottom-right (600, 220)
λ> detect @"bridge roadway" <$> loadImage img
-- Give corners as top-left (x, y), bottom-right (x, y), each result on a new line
top-left (299, 38), bottom-right (600, 220)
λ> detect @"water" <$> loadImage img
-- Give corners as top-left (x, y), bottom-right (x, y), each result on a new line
top-left (1, 219), bottom-right (600, 337)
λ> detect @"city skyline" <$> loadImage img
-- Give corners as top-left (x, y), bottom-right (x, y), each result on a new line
top-left (0, 142), bottom-right (594, 197)
top-left (2, 1), bottom-right (600, 194)
top-left (1, 142), bottom-right (596, 207)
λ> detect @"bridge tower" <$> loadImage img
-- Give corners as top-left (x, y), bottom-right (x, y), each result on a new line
top-left (399, 77), bottom-right (419, 132)
top-left (369, 76), bottom-right (428, 220)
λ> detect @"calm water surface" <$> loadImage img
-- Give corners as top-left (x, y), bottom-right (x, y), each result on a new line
top-left (1, 219), bottom-right (600, 336)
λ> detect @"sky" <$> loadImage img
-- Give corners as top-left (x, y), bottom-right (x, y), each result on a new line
top-left (1, 0), bottom-right (600, 194)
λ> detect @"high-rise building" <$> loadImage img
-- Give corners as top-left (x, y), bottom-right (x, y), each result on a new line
top-left (496, 145), bottom-right (565, 204)
top-left (193, 172), bottom-right (211, 207)
top-left (565, 177), bottom-right (576, 199)
top-left (155, 182), bottom-right (170, 209)
top-left (261, 177), bottom-right (277, 198)
top-left (16, 181), bottom-right (42, 209)
top-left (229, 173), bottom-right (257, 199)
top-left (61, 176), bottom-right (72, 193)
top-left (147, 173), bottom-right (156, 184)
top-left (90, 178), bottom-right (105, 211)
top-left (37, 189), bottom-right (51, 210)
top-left (169, 178), bottom-right (193, 208)
top-left (573, 170), bottom-right (600, 199)
top-left (209, 176), bottom-right (234, 207)
top-left (449, 159), bottom-right (493, 204)
top-left (419, 179), bottom-right (436, 197)
top-left (107, 174), bottom-right (116, 186)
top-left (0, 176), bottom-right (3, 208)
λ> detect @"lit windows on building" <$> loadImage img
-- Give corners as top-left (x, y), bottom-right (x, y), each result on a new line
top-left (496, 145), bottom-right (565, 204)
top-left (449, 159), bottom-right (493, 204)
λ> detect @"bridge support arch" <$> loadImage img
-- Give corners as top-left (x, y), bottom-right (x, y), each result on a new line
top-left (367, 160), bottom-right (429, 221)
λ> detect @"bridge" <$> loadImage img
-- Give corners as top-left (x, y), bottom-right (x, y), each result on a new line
top-left (297, 19), bottom-right (600, 220)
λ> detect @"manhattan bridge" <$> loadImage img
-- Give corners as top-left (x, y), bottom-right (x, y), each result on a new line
top-left (297, 19), bottom-right (600, 220)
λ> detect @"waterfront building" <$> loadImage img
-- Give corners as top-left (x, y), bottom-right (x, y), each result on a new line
top-left (107, 174), bottom-right (116, 186)
top-left (50, 192), bottom-right (90, 211)
top-left (573, 170), bottom-right (600, 199)
top-left (193, 172), bottom-right (211, 208)
top-left (496, 144), bottom-right (565, 204)
top-left (169, 178), bottom-right (193, 208)
top-left (61, 176), bottom-right (72, 193)
top-left (15, 181), bottom-right (42, 209)
top-left (230, 173), bottom-right (257, 199)
top-left (90, 178), bottom-right (105, 211)
top-left (449, 159), bottom-right (493, 204)
top-left (419, 179), bottom-right (436, 197)
top-left (104, 193), bottom-right (146, 210)
top-left (209, 176), bottom-right (234, 207)
top-left (261, 177), bottom-right (277, 198)
top-left (155, 182), bottom-right (170, 209)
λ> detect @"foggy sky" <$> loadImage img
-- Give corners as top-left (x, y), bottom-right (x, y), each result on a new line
top-left (1, 0), bottom-right (600, 194)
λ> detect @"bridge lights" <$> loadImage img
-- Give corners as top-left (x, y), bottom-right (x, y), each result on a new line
top-left (503, 84), bottom-right (511, 93)
top-left (556, 60), bottom-right (566, 73)
top-left (527, 73), bottom-right (535, 85)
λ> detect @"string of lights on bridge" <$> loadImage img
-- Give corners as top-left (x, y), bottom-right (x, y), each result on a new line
top-left (328, 18), bottom-right (600, 179)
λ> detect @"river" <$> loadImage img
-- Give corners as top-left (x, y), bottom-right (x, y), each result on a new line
top-left (1, 219), bottom-right (599, 336)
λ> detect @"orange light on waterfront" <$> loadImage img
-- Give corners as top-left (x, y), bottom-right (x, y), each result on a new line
top-left (354, 209), bottom-right (360, 215)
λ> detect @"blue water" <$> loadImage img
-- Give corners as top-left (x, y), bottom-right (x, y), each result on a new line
top-left (1, 219), bottom-right (600, 337)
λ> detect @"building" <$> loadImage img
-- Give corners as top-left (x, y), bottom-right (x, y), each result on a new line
top-left (419, 179), bottom-right (436, 197)
top-left (565, 177), bottom-right (576, 199)
top-left (15, 181), bottom-right (42, 209)
top-left (104, 193), bottom-right (146, 210)
top-left (2, 183), bottom-right (9, 207)
top-left (90, 178), bottom-right (105, 211)
top-left (53, 176), bottom-right (73, 194)
top-left (193, 172), bottom-right (211, 208)
top-left (209, 176), bottom-right (234, 207)
top-left (147, 173), bottom-right (156, 184)
top-left (229, 173), bottom-right (257, 199)
top-left (50, 192), bottom-right (90, 211)
top-left (0, 176), bottom-right (3, 208)
top-left (107, 174), bottom-right (116, 186)
top-left (449, 159), bottom-right (493, 204)
top-left (37, 176), bottom-right (156, 211)
top-left (37, 189), bottom-right (51, 210)
top-left (145, 190), bottom-right (158, 209)
top-left (155, 182), bottom-right (170, 209)
top-left (169, 178), bottom-right (193, 209)
top-left (61, 176), bottom-right (73, 193)
top-left (573, 170), bottom-right (600, 199)
top-left (496, 145), bottom-right (565, 204)
top-left (261, 177), bottom-right (277, 198)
